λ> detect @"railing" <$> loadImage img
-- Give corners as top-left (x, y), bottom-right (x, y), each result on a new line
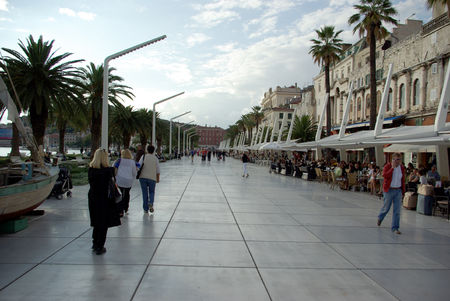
top-left (422, 13), bottom-right (449, 35)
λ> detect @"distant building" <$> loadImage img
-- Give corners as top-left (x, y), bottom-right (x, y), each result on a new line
top-left (259, 85), bottom-right (300, 141)
top-left (196, 126), bottom-right (226, 148)
top-left (289, 85), bottom-right (316, 121)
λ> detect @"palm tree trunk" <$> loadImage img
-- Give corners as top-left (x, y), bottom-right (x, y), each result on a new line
top-left (369, 26), bottom-right (377, 130)
top-left (58, 123), bottom-right (67, 154)
top-left (325, 63), bottom-right (331, 136)
top-left (123, 135), bottom-right (131, 149)
top-left (10, 123), bottom-right (20, 157)
top-left (29, 104), bottom-right (48, 147)
top-left (139, 135), bottom-right (147, 152)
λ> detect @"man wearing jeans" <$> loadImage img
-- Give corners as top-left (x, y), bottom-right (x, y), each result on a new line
top-left (377, 152), bottom-right (405, 234)
top-left (138, 145), bottom-right (160, 213)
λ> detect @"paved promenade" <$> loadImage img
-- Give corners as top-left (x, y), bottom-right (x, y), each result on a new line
top-left (0, 157), bottom-right (449, 300)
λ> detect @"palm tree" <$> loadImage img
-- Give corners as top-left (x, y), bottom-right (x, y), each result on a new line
top-left (291, 115), bottom-right (317, 142)
top-left (241, 113), bottom-right (255, 144)
top-left (225, 124), bottom-right (239, 146)
top-left (1, 35), bottom-right (83, 146)
top-left (349, 0), bottom-right (397, 130)
top-left (80, 62), bottom-right (133, 155)
top-left (48, 91), bottom-right (88, 154)
top-left (309, 26), bottom-right (343, 136)
top-left (134, 108), bottom-right (154, 150)
top-left (427, 0), bottom-right (450, 17)
top-left (110, 104), bottom-right (138, 149)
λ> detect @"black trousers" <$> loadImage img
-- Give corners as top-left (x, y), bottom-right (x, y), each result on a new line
top-left (92, 226), bottom-right (108, 250)
top-left (118, 186), bottom-right (131, 213)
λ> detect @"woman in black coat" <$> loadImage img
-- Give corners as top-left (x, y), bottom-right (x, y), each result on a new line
top-left (88, 149), bottom-right (121, 255)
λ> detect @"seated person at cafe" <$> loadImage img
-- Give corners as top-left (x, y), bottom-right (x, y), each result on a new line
top-left (407, 168), bottom-right (420, 191)
top-left (419, 169), bottom-right (428, 184)
top-left (427, 165), bottom-right (440, 181)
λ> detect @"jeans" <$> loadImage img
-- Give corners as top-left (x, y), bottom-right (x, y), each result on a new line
top-left (378, 188), bottom-right (402, 231)
top-left (139, 178), bottom-right (156, 211)
top-left (243, 163), bottom-right (248, 176)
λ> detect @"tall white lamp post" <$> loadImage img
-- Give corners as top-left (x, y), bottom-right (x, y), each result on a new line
top-left (188, 134), bottom-right (198, 150)
top-left (177, 121), bottom-right (194, 154)
top-left (170, 111), bottom-right (191, 156)
top-left (152, 92), bottom-right (185, 147)
top-left (101, 35), bottom-right (167, 150)
top-left (184, 127), bottom-right (196, 153)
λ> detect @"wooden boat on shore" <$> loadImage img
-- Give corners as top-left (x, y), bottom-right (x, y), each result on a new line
top-left (0, 164), bottom-right (57, 222)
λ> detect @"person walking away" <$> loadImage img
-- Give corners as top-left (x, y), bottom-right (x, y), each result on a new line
top-left (114, 149), bottom-right (138, 217)
top-left (135, 145), bottom-right (144, 162)
top-left (138, 145), bottom-right (160, 213)
top-left (190, 149), bottom-right (195, 163)
top-left (207, 150), bottom-right (212, 162)
top-left (242, 152), bottom-right (249, 178)
top-left (88, 149), bottom-right (121, 255)
top-left (377, 152), bottom-right (405, 234)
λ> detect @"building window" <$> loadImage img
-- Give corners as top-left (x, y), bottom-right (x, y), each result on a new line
top-left (398, 84), bottom-right (405, 109)
top-left (431, 63), bottom-right (438, 74)
top-left (413, 79), bottom-right (420, 106)
top-left (288, 113), bottom-right (292, 119)
top-left (279, 113), bottom-right (283, 119)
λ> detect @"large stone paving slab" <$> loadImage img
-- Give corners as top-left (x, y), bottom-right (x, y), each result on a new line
top-left (134, 266), bottom-right (270, 301)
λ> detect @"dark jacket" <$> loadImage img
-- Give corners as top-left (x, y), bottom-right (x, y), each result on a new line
top-left (88, 167), bottom-right (121, 228)
top-left (242, 154), bottom-right (249, 163)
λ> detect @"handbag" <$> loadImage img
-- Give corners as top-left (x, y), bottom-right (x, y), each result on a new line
top-left (108, 175), bottom-right (122, 203)
top-left (136, 154), bottom-right (145, 179)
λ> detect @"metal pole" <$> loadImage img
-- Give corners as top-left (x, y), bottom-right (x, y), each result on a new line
top-left (101, 35), bottom-right (167, 150)
top-left (184, 127), bottom-right (196, 154)
top-left (177, 121), bottom-right (194, 154)
top-left (152, 92), bottom-right (184, 146)
top-left (169, 111), bottom-right (191, 156)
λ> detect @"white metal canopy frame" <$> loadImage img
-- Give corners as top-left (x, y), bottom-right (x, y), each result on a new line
top-left (101, 35), bottom-right (167, 150)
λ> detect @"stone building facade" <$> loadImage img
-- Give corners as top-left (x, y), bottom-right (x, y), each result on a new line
top-left (259, 85), bottom-right (300, 138)
top-left (313, 14), bottom-right (449, 131)
top-left (196, 126), bottom-right (226, 148)
top-left (289, 85), bottom-right (316, 121)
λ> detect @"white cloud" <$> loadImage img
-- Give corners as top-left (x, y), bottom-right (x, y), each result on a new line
top-left (0, 0), bottom-right (8, 11)
top-left (191, 9), bottom-right (239, 28)
top-left (394, 0), bottom-right (428, 24)
top-left (249, 16), bottom-right (277, 38)
top-left (45, 17), bottom-right (56, 22)
top-left (186, 33), bottom-right (211, 47)
top-left (59, 7), bottom-right (96, 21)
top-left (59, 7), bottom-right (76, 17)
top-left (214, 42), bottom-right (237, 52)
top-left (0, 17), bottom-right (12, 22)
top-left (297, 5), bottom-right (356, 35)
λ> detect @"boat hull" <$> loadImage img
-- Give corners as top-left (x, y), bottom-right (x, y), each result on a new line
top-left (0, 172), bottom-right (58, 222)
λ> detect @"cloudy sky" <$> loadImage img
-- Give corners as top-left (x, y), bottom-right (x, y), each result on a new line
top-left (1, 0), bottom-right (431, 129)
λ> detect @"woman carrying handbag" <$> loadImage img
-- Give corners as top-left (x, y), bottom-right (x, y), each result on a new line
top-left (88, 149), bottom-right (121, 255)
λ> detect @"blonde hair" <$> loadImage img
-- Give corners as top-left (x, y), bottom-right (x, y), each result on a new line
top-left (121, 149), bottom-right (133, 159)
top-left (89, 149), bottom-right (110, 168)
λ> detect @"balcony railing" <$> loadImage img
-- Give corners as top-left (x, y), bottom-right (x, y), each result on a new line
top-left (422, 13), bottom-right (449, 35)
